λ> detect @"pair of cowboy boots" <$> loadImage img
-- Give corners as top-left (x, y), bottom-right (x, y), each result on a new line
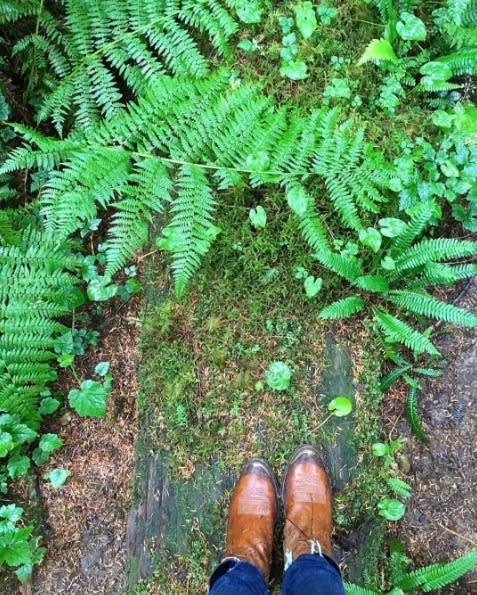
top-left (222, 445), bottom-right (333, 581)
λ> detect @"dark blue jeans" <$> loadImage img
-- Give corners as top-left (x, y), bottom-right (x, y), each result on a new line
top-left (209, 554), bottom-right (345, 594)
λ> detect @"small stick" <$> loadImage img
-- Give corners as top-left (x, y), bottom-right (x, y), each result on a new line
top-left (436, 522), bottom-right (477, 547)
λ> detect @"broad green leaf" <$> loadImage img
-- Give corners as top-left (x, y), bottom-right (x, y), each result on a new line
top-left (39, 433), bottom-right (63, 454)
top-left (236, 1), bottom-right (262, 24)
top-left (396, 12), bottom-right (426, 41)
top-left (265, 361), bottom-right (292, 391)
top-left (87, 279), bottom-right (118, 301)
top-left (419, 61), bottom-right (452, 81)
top-left (327, 396), bottom-right (353, 417)
top-left (39, 397), bottom-right (61, 415)
top-left (358, 39), bottom-right (398, 65)
top-left (378, 498), bottom-right (406, 521)
top-left (69, 380), bottom-right (109, 417)
top-left (359, 227), bottom-right (382, 252)
top-left (371, 442), bottom-right (389, 457)
top-left (287, 185), bottom-right (309, 216)
top-left (58, 354), bottom-right (74, 368)
top-left (0, 432), bottom-right (14, 457)
top-left (15, 564), bottom-right (33, 583)
top-left (249, 205), bottom-right (267, 229)
top-left (0, 504), bottom-right (23, 524)
top-left (94, 361), bottom-right (110, 376)
top-left (280, 60), bottom-right (308, 80)
top-left (43, 468), bottom-right (71, 488)
top-left (294, 2), bottom-right (318, 39)
top-left (378, 218), bottom-right (407, 238)
top-left (0, 527), bottom-right (33, 566)
top-left (432, 110), bottom-right (453, 128)
top-left (381, 256), bottom-right (396, 271)
top-left (237, 39), bottom-right (258, 52)
top-left (7, 455), bottom-right (30, 479)
top-left (304, 275), bottom-right (322, 298)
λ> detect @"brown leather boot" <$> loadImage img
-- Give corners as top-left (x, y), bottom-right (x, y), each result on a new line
top-left (223, 458), bottom-right (278, 580)
top-left (282, 445), bottom-right (333, 570)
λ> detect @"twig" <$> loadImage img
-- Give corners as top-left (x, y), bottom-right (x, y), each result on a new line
top-left (436, 522), bottom-right (477, 547)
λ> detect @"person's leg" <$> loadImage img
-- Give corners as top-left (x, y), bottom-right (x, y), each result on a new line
top-left (209, 557), bottom-right (268, 594)
top-left (281, 553), bottom-right (345, 594)
top-left (208, 458), bottom-right (278, 594)
top-left (280, 445), bottom-right (345, 595)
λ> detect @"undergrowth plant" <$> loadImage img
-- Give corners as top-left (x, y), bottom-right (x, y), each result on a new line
top-left (345, 543), bottom-right (477, 594)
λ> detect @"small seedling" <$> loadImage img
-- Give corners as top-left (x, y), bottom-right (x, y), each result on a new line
top-left (378, 497), bottom-right (406, 521)
top-left (249, 205), bottom-right (267, 229)
top-left (265, 361), bottom-right (292, 391)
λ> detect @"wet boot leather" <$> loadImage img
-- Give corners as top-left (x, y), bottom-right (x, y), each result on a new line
top-left (282, 445), bottom-right (333, 569)
top-left (223, 459), bottom-right (277, 580)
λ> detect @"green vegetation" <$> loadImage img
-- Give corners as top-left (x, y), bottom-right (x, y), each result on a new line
top-left (0, 0), bottom-right (476, 590)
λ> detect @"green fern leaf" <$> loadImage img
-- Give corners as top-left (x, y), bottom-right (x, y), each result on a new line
top-left (396, 547), bottom-right (477, 591)
top-left (354, 275), bottom-right (389, 293)
top-left (406, 385), bottom-right (430, 442)
top-left (358, 38), bottom-right (398, 65)
top-left (372, 308), bottom-right (440, 356)
top-left (391, 200), bottom-right (438, 254)
top-left (315, 251), bottom-right (363, 282)
top-left (319, 296), bottom-right (365, 319)
top-left (156, 164), bottom-right (219, 297)
top-left (437, 47), bottom-right (477, 75)
top-left (344, 583), bottom-right (379, 595)
top-left (387, 290), bottom-right (477, 327)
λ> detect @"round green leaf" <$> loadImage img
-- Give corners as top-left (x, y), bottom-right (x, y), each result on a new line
top-left (236, 1), bottom-right (262, 24)
top-left (68, 380), bottom-right (109, 417)
top-left (327, 396), bottom-right (353, 417)
top-left (304, 276), bottom-right (322, 298)
top-left (43, 468), bottom-right (71, 489)
top-left (95, 361), bottom-right (110, 376)
top-left (358, 227), bottom-right (382, 252)
top-left (294, 1), bottom-right (318, 39)
top-left (87, 279), bottom-right (118, 302)
top-left (280, 60), bottom-right (308, 80)
top-left (39, 397), bottom-right (61, 415)
top-left (249, 205), bottom-right (267, 229)
top-left (378, 498), bottom-right (406, 521)
top-left (396, 12), bottom-right (426, 41)
top-left (7, 455), bottom-right (30, 479)
top-left (39, 433), bottom-right (63, 454)
top-left (419, 61), bottom-right (452, 81)
top-left (431, 110), bottom-right (453, 128)
top-left (265, 361), bottom-right (292, 391)
top-left (378, 217), bottom-right (407, 238)
top-left (287, 185), bottom-right (309, 216)
top-left (371, 442), bottom-right (389, 457)
top-left (381, 256), bottom-right (396, 271)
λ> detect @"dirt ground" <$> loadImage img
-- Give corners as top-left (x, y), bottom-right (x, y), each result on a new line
top-left (387, 278), bottom-right (477, 594)
top-left (26, 296), bottom-right (141, 595)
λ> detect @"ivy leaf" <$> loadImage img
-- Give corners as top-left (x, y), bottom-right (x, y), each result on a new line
top-left (280, 60), bottom-right (308, 80)
top-left (396, 12), bottom-right (426, 41)
top-left (236, 2), bottom-right (262, 24)
top-left (359, 227), bottom-right (382, 252)
top-left (43, 468), bottom-right (71, 489)
top-left (294, 1), bottom-right (318, 39)
top-left (304, 276), bottom-right (322, 298)
top-left (327, 396), bottom-right (353, 417)
top-left (358, 38), bottom-right (398, 65)
top-left (265, 361), bottom-right (292, 391)
top-left (249, 205), bottom-right (267, 229)
top-left (68, 380), bottom-right (109, 417)
top-left (39, 433), bottom-right (63, 454)
top-left (378, 498), bottom-right (406, 521)
top-left (287, 185), bottom-right (309, 216)
top-left (7, 455), bottom-right (30, 479)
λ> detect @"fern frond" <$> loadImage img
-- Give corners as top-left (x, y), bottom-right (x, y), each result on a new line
top-left (406, 385), bottom-right (430, 442)
top-left (421, 262), bottom-right (477, 286)
top-left (391, 200), bottom-right (437, 253)
top-left (387, 477), bottom-right (412, 499)
top-left (396, 547), bottom-right (477, 592)
top-left (392, 238), bottom-right (477, 277)
top-left (372, 308), bottom-right (440, 356)
top-left (344, 584), bottom-right (378, 595)
top-left (319, 296), bottom-right (365, 319)
top-left (437, 47), bottom-right (477, 76)
top-left (315, 251), bottom-right (363, 282)
top-left (387, 290), bottom-right (477, 327)
top-left (157, 164), bottom-right (218, 297)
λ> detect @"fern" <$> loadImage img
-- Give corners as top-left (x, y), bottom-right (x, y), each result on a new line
top-left (319, 296), bottom-right (365, 319)
top-left (387, 290), bottom-right (477, 327)
top-left (0, 225), bottom-right (81, 429)
top-left (344, 584), bottom-right (378, 595)
top-left (396, 547), bottom-right (477, 592)
top-left (372, 308), bottom-right (440, 356)
top-left (406, 385), bottom-right (430, 442)
top-left (436, 46), bottom-right (477, 75)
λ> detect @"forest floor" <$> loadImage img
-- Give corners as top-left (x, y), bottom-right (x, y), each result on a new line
top-left (12, 255), bottom-right (474, 595)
